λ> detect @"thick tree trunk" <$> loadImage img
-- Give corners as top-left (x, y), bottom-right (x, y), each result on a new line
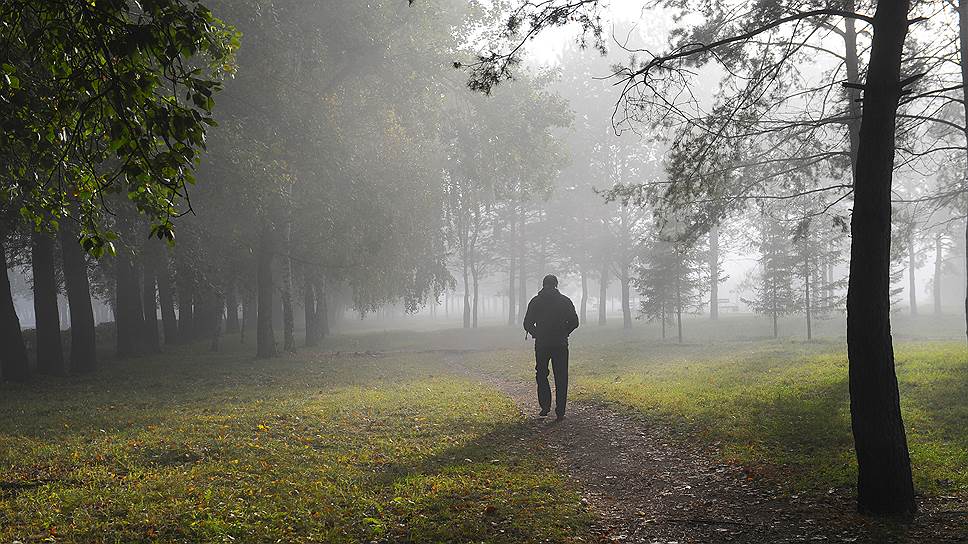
top-left (303, 278), bottom-right (317, 347)
top-left (141, 243), bottom-right (161, 353)
top-left (225, 282), bottom-right (240, 334)
top-left (59, 224), bottom-right (97, 373)
top-left (958, 0), bottom-right (968, 343)
top-left (933, 233), bottom-right (943, 315)
top-left (598, 259), bottom-right (608, 325)
top-left (31, 232), bottom-right (64, 374)
top-left (621, 267), bottom-right (632, 330)
top-left (115, 239), bottom-right (145, 358)
top-left (845, 0), bottom-right (916, 515)
top-left (0, 237), bottom-right (30, 381)
top-left (709, 225), bottom-right (720, 320)
top-left (157, 247), bottom-right (178, 345)
top-left (256, 222), bottom-right (276, 358)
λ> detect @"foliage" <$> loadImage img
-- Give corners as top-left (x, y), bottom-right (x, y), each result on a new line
top-left (0, 0), bottom-right (238, 254)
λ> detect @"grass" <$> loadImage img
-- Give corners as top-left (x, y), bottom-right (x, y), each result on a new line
top-left (0, 344), bottom-right (593, 543)
top-left (465, 326), bottom-right (968, 497)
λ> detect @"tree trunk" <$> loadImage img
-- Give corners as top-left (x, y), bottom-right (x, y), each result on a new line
top-left (303, 277), bottom-right (316, 347)
top-left (472, 267), bottom-right (479, 328)
top-left (958, 0), bottom-right (968, 342)
top-left (280, 217), bottom-right (295, 353)
top-left (933, 232), bottom-right (943, 315)
top-left (845, 0), bottom-right (916, 515)
top-left (0, 237), bottom-right (29, 382)
top-left (141, 243), bottom-right (161, 354)
top-left (176, 248), bottom-right (194, 344)
top-left (462, 254), bottom-right (471, 329)
top-left (242, 291), bottom-right (256, 344)
top-left (256, 222), bottom-right (277, 358)
top-left (844, 4), bottom-right (862, 173)
top-left (599, 259), bottom-right (608, 325)
top-left (210, 291), bottom-right (223, 352)
top-left (317, 279), bottom-right (329, 338)
top-left (580, 265), bottom-right (588, 324)
top-left (621, 266), bottom-right (632, 330)
top-left (675, 261), bottom-right (683, 344)
top-left (157, 246), bottom-right (178, 345)
top-left (709, 225), bottom-right (720, 320)
top-left (805, 255), bottom-right (813, 341)
top-left (31, 232), bottom-right (64, 374)
top-left (115, 239), bottom-right (145, 358)
top-left (59, 224), bottom-right (97, 373)
top-left (225, 281), bottom-right (240, 334)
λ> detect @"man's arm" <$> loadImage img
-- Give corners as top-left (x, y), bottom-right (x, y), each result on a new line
top-left (523, 298), bottom-right (538, 338)
top-left (565, 298), bottom-right (579, 335)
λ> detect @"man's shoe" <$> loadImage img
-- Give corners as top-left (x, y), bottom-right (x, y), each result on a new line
top-left (555, 414), bottom-right (565, 422)
top-left (539, 409), bottom-right (550, 417)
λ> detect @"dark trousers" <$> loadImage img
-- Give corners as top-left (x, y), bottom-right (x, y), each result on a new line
top-left (535, 345), bottom-right (568, 417)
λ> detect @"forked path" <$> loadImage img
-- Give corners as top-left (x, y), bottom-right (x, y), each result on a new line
top-left (445, 352), bottom-right (967, 544)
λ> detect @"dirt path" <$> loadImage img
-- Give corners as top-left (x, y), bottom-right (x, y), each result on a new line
top-left (445, 353), bottom-right (967, 544)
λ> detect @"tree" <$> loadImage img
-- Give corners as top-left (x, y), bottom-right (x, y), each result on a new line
top-left (0, 0), bottom-right (238, 251)
top-left (743, 215), bottom-right (800, 339)
top-left (465, 0), bottom-right (920, 514)
top-left (637, 231), bottom-right (706, 343)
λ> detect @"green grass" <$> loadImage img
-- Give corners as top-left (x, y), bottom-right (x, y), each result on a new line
top-left (467, 334), bottom-right (968, 496)
top-left (0, 345), bottom-right (593, 543)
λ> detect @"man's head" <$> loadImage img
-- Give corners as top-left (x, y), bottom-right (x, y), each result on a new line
top-left (542, 274), bottom-right (558, 289)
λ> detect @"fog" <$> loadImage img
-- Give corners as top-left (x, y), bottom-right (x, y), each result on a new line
top-left (1, 0), bottom-right (966, 540)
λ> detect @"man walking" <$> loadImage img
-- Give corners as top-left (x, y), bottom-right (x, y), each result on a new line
top-left (523, 274), bottom-right (579, 421)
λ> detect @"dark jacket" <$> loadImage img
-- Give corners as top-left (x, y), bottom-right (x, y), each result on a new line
top-left (523, 287), bottom-right (579, 348)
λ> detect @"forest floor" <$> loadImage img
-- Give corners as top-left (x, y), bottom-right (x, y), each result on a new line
top-left (1, 316), bottom-right (966, 543)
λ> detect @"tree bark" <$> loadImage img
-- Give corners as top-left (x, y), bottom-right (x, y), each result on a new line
top-left (675, 260), bottom-right (683, 344)
top-left (31, 232), bottom-right (64, 374)
top-left (141, 242), bottom-right (161, 353)
top-left (462, 253), bottom-right (471, 329)
top-left (958, 0), bottom-right (968, 343)
top-left (845, 0), bottom-right (916, 515)
top-left (709, 225), bottom-right (720, 320)
top-left (157, 246), bottom-right (178, 345)
top-left (280, 218), bottom-right (296, 353)
top-left (225, 281), bottom-right (240, 334)
top-left (175, 246), bottom-right (195, 344)
top-left (0, 237), bottom-right (30, 381)
top-left (472, 267), bottom-right (479, 328)
top-left (304, 275), bottom-right (321, 347)
top-left (256, 222), bottom-right (277, 358)
top-left (59, 223), bottom-right (97, 373)
top-left (115, 237), bottom-right (145, 358)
